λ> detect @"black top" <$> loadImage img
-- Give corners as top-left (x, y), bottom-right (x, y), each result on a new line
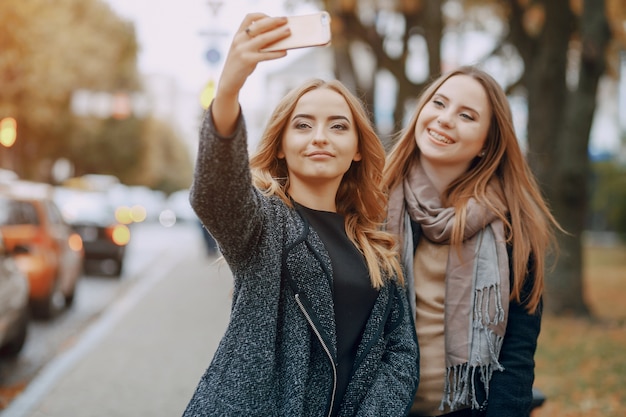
top-left (297, 204), bottom-right (379, 416)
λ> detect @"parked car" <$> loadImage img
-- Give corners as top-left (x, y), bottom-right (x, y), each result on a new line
top-left (0, 231), bottom-right (29, 357)
top-left (0, 181), bottom-right (84, 319)
top-left (108, 184), bottom-right (166, 223)
top-left (54, 187), bottom-right (130, 276)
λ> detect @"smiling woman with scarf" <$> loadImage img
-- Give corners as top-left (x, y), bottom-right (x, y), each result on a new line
top-left (383, 67), bottom-right (561, 417)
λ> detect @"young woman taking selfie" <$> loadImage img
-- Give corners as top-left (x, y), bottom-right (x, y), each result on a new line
top-left (182, 13), bottom-right (419, 417)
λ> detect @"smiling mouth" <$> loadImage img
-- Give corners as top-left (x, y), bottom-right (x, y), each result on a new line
top-left (307, 151), bottom-right (334, 158)
top-left (428, 129), bottom-right (454, 144)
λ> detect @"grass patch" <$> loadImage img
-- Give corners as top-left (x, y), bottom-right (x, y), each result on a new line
top-left (533, 244), bottom-right (626, 417)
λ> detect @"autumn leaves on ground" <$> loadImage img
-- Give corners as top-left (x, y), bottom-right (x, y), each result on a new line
top-left (533, 244), bottom-right (626, 417)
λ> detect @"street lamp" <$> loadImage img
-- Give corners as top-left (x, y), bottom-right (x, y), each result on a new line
top-left (0, 117), bottom-right (17, 148)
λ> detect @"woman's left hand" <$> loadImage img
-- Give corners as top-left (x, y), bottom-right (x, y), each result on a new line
top-left (211, 13), bottom-right (290, 136)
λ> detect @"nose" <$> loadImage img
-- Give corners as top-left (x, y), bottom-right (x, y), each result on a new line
top-left (311, 126), bottom-right (328, 144)
top-left (437, 111), bottom-right (454, 128)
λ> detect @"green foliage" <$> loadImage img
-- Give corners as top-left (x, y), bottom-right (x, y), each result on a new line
top-left (0, 0), bottom-right (192, 192)
top-left (133, 117), bottom-right (194, 194)
top-left (589, 161), bottom-right (626, 238)
top-left (0, 0), bottom-right (135, 179)
top-left (71, 116), bottom-right (143, 180)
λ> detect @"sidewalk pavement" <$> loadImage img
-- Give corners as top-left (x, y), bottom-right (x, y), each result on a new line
top-left (2, 240), bottom-right (233, 417)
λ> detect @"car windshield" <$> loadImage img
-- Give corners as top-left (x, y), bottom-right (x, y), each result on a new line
top-left (54, 191), bottom-right (117, 225)
top-left (0, 197), bottom-right (39, 226)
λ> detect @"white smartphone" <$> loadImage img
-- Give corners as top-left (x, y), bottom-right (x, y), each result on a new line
top-left (261, 11), bottom-right (332, 52)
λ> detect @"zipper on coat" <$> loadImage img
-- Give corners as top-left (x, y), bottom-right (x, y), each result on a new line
top-left (295, 293), bottom-right (337, 417)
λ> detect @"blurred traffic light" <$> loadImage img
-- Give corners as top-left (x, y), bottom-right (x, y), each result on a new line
top-left (0, 117), bottom-right (17, 148)
top-left (200, 79), bottom-right (216, 109)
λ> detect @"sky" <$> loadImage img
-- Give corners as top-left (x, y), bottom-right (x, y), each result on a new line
top-left (105, 0), bottom-right (248, 91)
top-left (103, 0), bottom-right (323, 151)
top-left (104, 0), bottom-right (316, 92)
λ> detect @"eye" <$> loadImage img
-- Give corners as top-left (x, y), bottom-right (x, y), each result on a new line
top-left (330, 122), bottom-right (349, 131)
top-left (432, 99), bottom-right (445, 108)
top-left (294, 121), bottom-right (312, 129)
top-left (460, 112), bottom-right (475, 121)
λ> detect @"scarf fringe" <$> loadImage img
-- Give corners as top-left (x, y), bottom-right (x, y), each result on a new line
top-left (440, 359), bottom-right (504, 411)
top-left (473, 283), bottom-right (506, 328)
top-left (440, 327), bottom-right (505, 411)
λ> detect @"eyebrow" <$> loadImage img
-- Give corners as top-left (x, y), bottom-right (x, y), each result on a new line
top-left (291, 114), bottom-right (352, 123)
top-left (433, 93), bottom-right (482, 117)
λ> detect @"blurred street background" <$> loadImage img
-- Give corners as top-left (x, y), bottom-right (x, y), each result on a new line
top-left (0, 1), bottom-right (625, 416)
top-left (1, 220), bottom-right (232, 417)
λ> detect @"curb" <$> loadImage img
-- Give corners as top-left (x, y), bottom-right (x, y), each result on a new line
top-left (1, 248), bottom-right (188, 417)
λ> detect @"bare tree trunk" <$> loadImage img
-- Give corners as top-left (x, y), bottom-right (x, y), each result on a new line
top-left (522, 0), bottom-right (583, 315)
top-left (548, 0), bottom-right (611, 315)
top-left (393, 0), bottom-right (443, 133)
top-left (511, 0), bottom-right (610, 315)
top-left (324, 1), bottom-right (377, 123)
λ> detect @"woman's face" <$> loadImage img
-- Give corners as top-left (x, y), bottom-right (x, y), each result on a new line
top-left (414, 74), bottom-right (492, 178)
top-left (278, 88), bottom-right (361, 192)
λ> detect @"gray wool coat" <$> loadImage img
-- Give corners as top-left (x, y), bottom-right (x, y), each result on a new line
top-left (182, 108), bottom-right (419, 417)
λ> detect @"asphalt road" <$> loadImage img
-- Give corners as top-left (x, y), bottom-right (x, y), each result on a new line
top-left (0, 221), bottom-right (211, 413)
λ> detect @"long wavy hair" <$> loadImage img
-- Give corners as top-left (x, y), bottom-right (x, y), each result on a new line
top-left (250, 78), bottom-right (403, 288)
top-left (383, 66), bottom-right (561, 313)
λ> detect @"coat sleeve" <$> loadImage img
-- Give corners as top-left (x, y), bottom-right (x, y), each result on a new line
top-left (485, 255), bottom-right (542, 417)
top-left (356, 283), bottom-right (420, 417)
top-left (189, 105), bottom-right (265, 264)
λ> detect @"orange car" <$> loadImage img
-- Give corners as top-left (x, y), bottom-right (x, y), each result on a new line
top-left (0, 181), bottom-right (84, 319)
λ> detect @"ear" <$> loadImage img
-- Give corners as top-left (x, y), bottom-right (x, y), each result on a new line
top-left (277, 149), bottom-right (285, 159)
top-left (353, 151), bottom-right (362, 162)
top-left (478, 149), bottom-right (486, 157)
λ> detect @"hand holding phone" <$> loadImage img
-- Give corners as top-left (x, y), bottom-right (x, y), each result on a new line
top-left (261, 11), bottom-right (332, 52)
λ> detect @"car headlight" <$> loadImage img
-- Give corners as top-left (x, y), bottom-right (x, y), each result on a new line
top-left (107, 224), bottom-right (130, 246)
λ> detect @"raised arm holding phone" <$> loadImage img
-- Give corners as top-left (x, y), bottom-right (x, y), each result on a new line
top-left (182, 13), bottom-right (419, 417)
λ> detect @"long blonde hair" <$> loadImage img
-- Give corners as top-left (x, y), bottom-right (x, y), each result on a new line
top-left (384, 67), bottom-right (560, 312)
top-left (250, 79), bottom-right (403, 288)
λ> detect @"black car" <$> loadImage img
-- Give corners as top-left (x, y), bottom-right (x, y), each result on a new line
top-left (54, 188), bottom-right (130, 276)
